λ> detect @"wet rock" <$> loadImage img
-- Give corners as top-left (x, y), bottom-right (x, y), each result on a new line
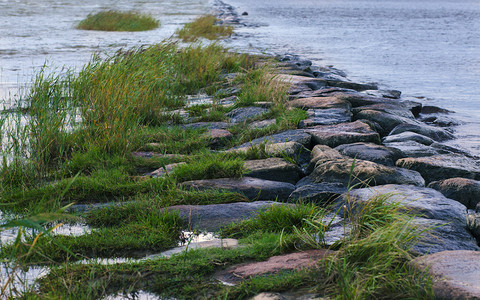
top-left (383, 141), bottom-right (440, 157)
top-left (244, 158), bottom-right (303, 184)
top-left (361, 89), bottom-right (402, 99)
top-left (288, 177), bottom-right (346, 205)
top-left (146, 162), bottom-right (186, 178)
top-left (421, 105), bottom-right (454, 114)
top-left (467, 213), bottom-right (480, 241)
top-left (235, 129), bottom-right (312, 148)
top-left (382, 131), bottom-right (435, 146)
top-left (312, 158), bottom-right (425, 187)
top-left (182, 122), bottom-right (229, 130)
top-left (180, 177), bottom-right (295, 201)
top-left (288, 96), bottom-right (352, 110)
top-left (412, 251), bottom-right (480, 299)
top-left (249, 119), bottom-right (276, 129)
top-left (430, 142), bottom-right (473, 157)
top-left (421, 115), bottom-right (463, 127)
top-left (389, 123), bottom-right (454, 142)
top-left (307, 145), bottom-right (344, 174)
top-left (338, 93), bottom-right (422, 116)
top-left (158, 238), bottom-right (239, 258)
top-left (227, 107), bottom-right (269, 123)
top-left (305, 120), bottom-right (381, 148)
top-left (299, 108), bottom-right (352, 127)
top-left (428, 178), bottom-right (480, 209)
top-left (216, 249), bottom-right (332, 285)
top-left (166, 201), bottom-right (288, 232)
top-left (203, 129), bottom-right (233, 148)
top-left (397, 154), bottom-right (480, 184)
top-left (276, 74), bottom-right (377, 93)
top-left (334, 142), bottom-right (404, 166)
top-left (354, 109), bottom-right (419, 134)
top-left (291, 87), bottom-right (356, 100)
top-left (352, 103), bottom-right (415, 119)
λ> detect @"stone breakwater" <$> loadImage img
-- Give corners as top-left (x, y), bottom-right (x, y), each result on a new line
top-left (148, 52), bottom-right (480, 298)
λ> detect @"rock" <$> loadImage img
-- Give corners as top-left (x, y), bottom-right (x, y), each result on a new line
top-left (299, 108), bottom-right (352, 127)
top-left (312, 158), bottom-right (425, 187)
top-left (430, 142), bottom-right (472, 157)
top-left (396, 154), bottom-right (480, 184)
top-left (467, 213), bottom-right (480, 241)
top-left (307, 145), bottom-right (344, 174)
top-left (166, 201), bottom-right (288, 232)
top-left (382, 131), bottom-right (435, 146)
top-left (203, 129), bottom-right (233, 148)
top-left (288, 177), bottom-right (346, 205)
top-left (334, 142), bottom-right (404, 166)
top-left (227, 107), bottom-right (269, 123)
top-left (354, 109), bottom-right (419, 134)
top-left (157, 238), bottom-right (239, 258)
top-left (232, 141), bottom-right (310, 166)
top-left (216, 249), bottom-right (332, 285)
top-left (249, 119), bottom-right (276, 129)
top-left (131, 152), bottom-right (186, 160)
top-left (244, 158), bottom-right (303, 184)
top-left (361, 89), bottom-right (402, 99)
top-left (428, 178), bottom-right (480, 209)
top-left (180, 177), bottom-right (295, 202)
top-left (305, 120), bottom-right (381, 148)
top-left (389, 123), bottom-right (454, 142)
top-left (145, 162), bottom-right (186, 178)
top-left (338, 93), bottom-right (422, 116)
top-left (421, 105), bottom-right (454, 114)
top-left (288, 96), bottom-right (352, 110)
top-left (182, 122), bottom-right (229, 130)
top-left (352, 103), bottom-right (415, 119)
top-left (291, 87), bottom-right (356, 100)
top-left (275, 74), bottom-right (377, 94)
top-left (412, 251), bottom-right (480, 299)
top-left (421, 115), bottom-right (463, 127)
top-left (235, 129), bottom-right (312, 148)
top-left (383, 141), bottom-right (440, 158)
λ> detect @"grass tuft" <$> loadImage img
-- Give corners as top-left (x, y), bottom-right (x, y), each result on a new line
top-left (77, 10), bottom-right (159, 31)
top-left (176, 15), bottom-right (233, 42)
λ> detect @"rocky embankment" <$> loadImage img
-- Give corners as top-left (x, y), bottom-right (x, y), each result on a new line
top-left (136, 53), bottom-right (480, 298)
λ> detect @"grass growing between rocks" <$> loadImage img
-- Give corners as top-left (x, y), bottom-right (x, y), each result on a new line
top-left (77, 10), bottom-right (159, 31)
top-left (176, 14), bottom-right (233, 42)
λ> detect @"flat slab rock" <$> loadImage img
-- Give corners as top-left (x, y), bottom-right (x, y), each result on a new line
top-left (334, 142), bottom-right (404, 166)
top-left (227, 107), bottom-right (269, 123)
top-left (304, 120), bottom-right (381, 148)
top-left (354, 109), bottom-right (419, 135)
top-left (235, 129), bottom-right (311, 148)
top-left (181, 122), bottom-right (229, 130)
top-left (383, 141), bottom-right (441, 158)
top-left (288, 96), bottom-right (352, 110)
top-left (166, 201), bottom-right (288, 232)
top-left (311, 158), bottom-right (425, 187)
top-left (397, 154), bottom-right (480, 184)
top-left (299, 108), bottom-right (352, 127)
top-left (288, 176), bottom-right (347, 205)
top-left (389, 123), bottom-right (454, 142)
top-left (382, 131), bottom-right (435, 145)
top-left (412, 251), bottom-right (480, 299)
top-left (216, 249), bottom-right (332, 285)
top-left (338, 93), bottom-right (421, 114)
top-left (428, 177), bottom-right (480, 209)
top-left (244, 158), bottom-right (303, 184)
top-left (180, 177), bottom-right (295, 201)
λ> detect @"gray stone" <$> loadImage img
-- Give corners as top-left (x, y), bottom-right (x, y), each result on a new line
top-left (389, 123), bottom-right (454, 142)
top-left (249, 119), bottom-right (276, 129)
top-left (361, 89), bottom-right (402, 99)
top-left (383, 141), bottom-right (440, 158)
top-left (288, 177), bottom-right (346, 205)
top-left (352, 103), bottom-right (415, 119)
top-left (467, 213), bottom-right (480, 241)
top-left (334, 142), bottom-right (404, 166)
top-left (235, 129), bottom-right (312, 148)
top-left (276, 74), bottom-right (377, 94)
top-left (288, 96), bottom-right (352, 110)
top-left (180, 177), bottom-right (295, 201)
top-left (244, 158), bottom-right (303, 184)
top-left (428, 178), bottom-right (480, 209)
top-left (354, 109), bottom-right (419, 134)
top-left (412, 251), bottom-right (480, 299)
top-left (182, 122), bottom-right (229, 130)
top-left (146, 162), bottom-right (186, 178)
top-left (299, 108), bottom-right (352, 127)
top-left (397, 154), bottom-right (480, 184)
top-left (312, 158), bottom-right (425, 187)
top-left (166, 201), bottom-right (287, 232)
top-left (421, 105), bottom-right (454, 114)
top-left (338, 93), bottom-right (422, 116)
top-left (382, 131), bottom-right (435, 146)
top-left (307, 145), bottom-right (344, 174)
top-left (421, 115), bottom-right (463, 127)
top-left (227, 107), bottom-right (268, 123)
top-left (305, 120), bottom-right (381, 148)
top-left (231, 141), bottom-right (310, 166)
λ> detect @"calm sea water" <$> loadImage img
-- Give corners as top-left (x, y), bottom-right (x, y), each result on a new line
top-left (222, 0), bottom-right (480, 155)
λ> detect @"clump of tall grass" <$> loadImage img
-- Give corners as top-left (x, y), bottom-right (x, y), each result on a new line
top-left (77, 10), bottom-right (159, 32)
top-left (176, 15), bottom-right (233, 42)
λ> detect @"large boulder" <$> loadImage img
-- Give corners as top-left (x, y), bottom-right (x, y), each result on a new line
top-left (382, 131), bottom-right (435, 146)
top-left (306, 145), bottom-right (344, 173)
top-left (304, 120), bottom-right (381, 148)
top-left (428, 178), bottom-right (480, 209)
top-left (244, 158), bottom-right (303, 184)
top-left (288, 96), bottom-right (352, 110)
top-left (383, 141), bottom-right (441, 158)
top-left (338, 93), bottom-right (422, 115)
top-left (227, 107), bottom-right (268, 123)
top-left (389, 123), bottom-right (454, 142)
top-left (232, 141), bottom-right (310, 166)
top-left (311, 158), bottom-right (425, 187)
top-left (412, 251), bottom-right (480, 299)
top-left (288, 176), bottom-right (347, 205)
top-left (352, 103), bottom-right (415, 118)
top-left (334, 142), bottom-right (404, 166)
top-left (353, 109), bottom-right (419, 135)
top-left (180, 177), bottom-right (295, 201)
top-left (299, 108), bottom-right (352, 127)
top-left (397, 154), bottom-right (480, 184)
top-left (276, 74), bottom-right (377, 94)
top-left (235, 129), bottom-right (311, 148)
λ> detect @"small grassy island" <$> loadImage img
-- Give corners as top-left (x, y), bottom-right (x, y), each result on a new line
top-left (176, 14), bottom-right (233, 41)
top-left (77, 10), bottom-right (159, 31)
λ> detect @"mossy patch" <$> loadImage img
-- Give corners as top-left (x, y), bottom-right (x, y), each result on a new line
top-left (77, 10), bottom-right (159, 32)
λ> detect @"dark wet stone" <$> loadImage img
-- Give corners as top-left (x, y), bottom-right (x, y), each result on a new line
top-left (299, 108), bottom-right (352, 127)
top-left (276, 74), bottom-right (377, 93)
top-left (166, 201), bottom-right (288, 232)
top-left (430, 142), bottom-right (473, 157)
top-left (361, 89), bottom-right (402, 99)
top-left (334, 142), bottom-right (404, 166)
top-left (304, 120), bottom-right (381, 148)
top-left (354, 109), bottom-right (419, 134)
top-left (382, 131), bottom-right (435, 146)
top-left (421, 105), bottom-right (454, 114)
top-left (244, 158), bottom-right (303, 184)
top-left (182, 122), bottom-right (229, 130)
top-left (389, 123), bottom-right (454, 142)
top-left (421, 115), bottom-right (463, 127)
top-left (338, 93), bottom-right (422, 116)
top-left (352, 103), bottom-right (415, 119)
top-left (290, 87), bottom-right (356, 100)
top-left (231, 141), bottom-right (311, 167)
top-left (235, 129), bottom-right (312, 148)
top-left (412, 251), bottom-right (480, 299)
top-left (288, 176), bottom-right (346, 204)
top-left (397, 154), bottom-right (480, 184)
top-left (288, 96), bottom-right (352, 110)
top-left (383, 141), bottom-right (440, 157)
top-left (428, 178), bottom-right (480, 209)
top-left (227, 107), bottom-right (268, 123)
top-left (312, 158), bottom-right (425, 187)
top-left (180, 177), bottom-right (295, 201)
